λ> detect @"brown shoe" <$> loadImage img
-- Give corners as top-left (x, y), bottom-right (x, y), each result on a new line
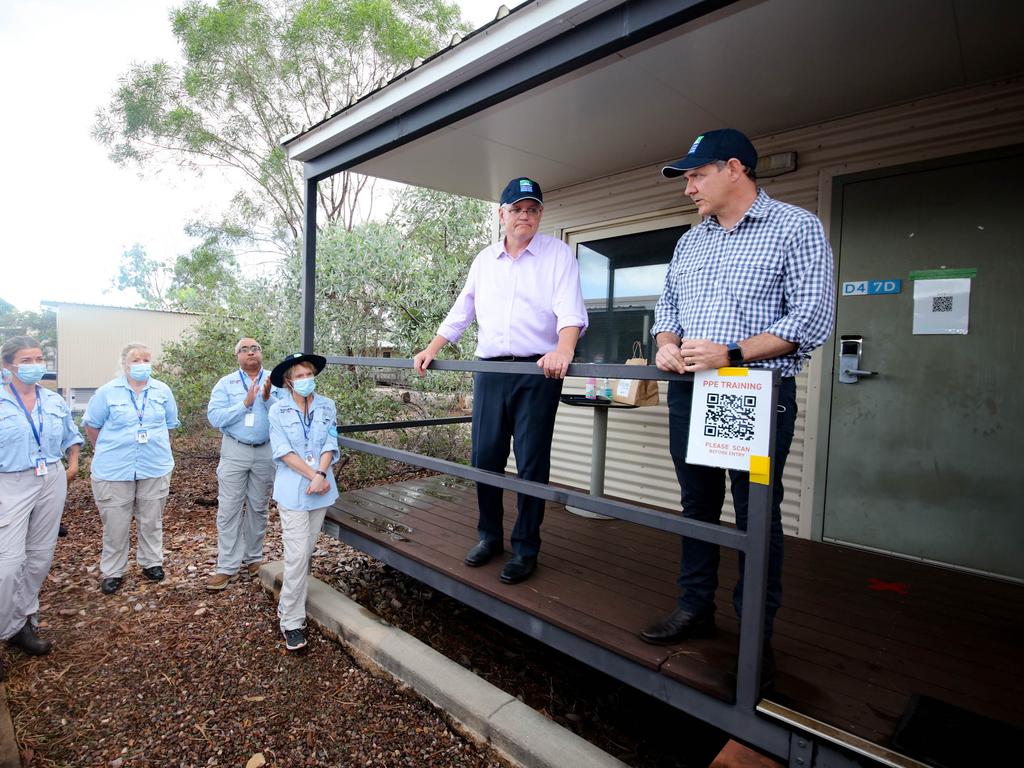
top-left (246, 561), bottom-right (263, 577)
top-left (205, 572), bottom-right (239, 591)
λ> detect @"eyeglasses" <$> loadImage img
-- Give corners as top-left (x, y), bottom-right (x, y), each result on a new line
top-left (237, 345), bottom-right (262, 354)
top-left (504, 206), bottom-right (542, 217)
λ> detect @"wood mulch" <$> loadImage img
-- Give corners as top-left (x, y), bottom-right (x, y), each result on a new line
top-left (3, 435), bottom-right (726, 767)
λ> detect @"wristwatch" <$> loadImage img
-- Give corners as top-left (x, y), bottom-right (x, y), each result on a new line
top-left (314, 470), bottom-right (327, 478)
top-left (727, 342), bottom-right (745, 365)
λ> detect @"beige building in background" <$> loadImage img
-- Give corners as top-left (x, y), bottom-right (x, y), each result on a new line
top-left (44, 302), bottom-right (202, 411)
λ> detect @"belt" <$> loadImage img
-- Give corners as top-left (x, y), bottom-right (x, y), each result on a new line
top-left (226, 434), bottom-right (268, 448)
top-left (481, 355), bottom-right (543, 362)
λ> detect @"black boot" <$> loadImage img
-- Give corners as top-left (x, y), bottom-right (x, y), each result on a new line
top-left (7, 620), bottom-right (52, 656)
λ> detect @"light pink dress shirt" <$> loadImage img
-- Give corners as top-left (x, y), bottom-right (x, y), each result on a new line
top-left (437, 233), bottom-right (588, 358)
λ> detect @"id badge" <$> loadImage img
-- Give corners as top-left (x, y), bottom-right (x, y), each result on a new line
top-left (304, 452), bottom-right (315, 465)
top-left (137, 430), bottom-right (149, 444)
top-left (244, 412), bottom-right (256, 428)
top-left (35, 458), bottom-right (48, 476)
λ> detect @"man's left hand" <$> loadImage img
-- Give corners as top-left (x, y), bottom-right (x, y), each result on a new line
top-left (678, 339), bottom-right (729, 371)
top-left (537, 349), bottom-right (573, 379)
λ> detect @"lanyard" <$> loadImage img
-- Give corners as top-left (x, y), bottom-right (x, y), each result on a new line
top-left (239, 369), bottom-right (264, 392)
top-left (9, 383), bottom-right (43, 450)
top-left (129, 388), bottom-right (149, 426)
top-left (299, 401), bottom-right (315, 443)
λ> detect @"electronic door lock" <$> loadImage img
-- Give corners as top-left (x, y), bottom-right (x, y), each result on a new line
top-left (838, 335), bottom-right (877, 384)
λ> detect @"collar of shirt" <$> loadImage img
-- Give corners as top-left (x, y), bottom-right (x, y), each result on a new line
top-left (494, 235), bottom-right (538, 261)
top-left (115, 375), bottom-right (152, 393)
top-left (701, 188), bottom-right (772, 233)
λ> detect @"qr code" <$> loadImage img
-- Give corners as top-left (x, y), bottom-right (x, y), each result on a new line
top-left (932, 295), bottom-right (953, 313)
top-left (704, 393), bottom-right (756, 441)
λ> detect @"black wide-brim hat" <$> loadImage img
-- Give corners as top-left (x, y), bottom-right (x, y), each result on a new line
top-left (270, 352), bottom-right (327, 388)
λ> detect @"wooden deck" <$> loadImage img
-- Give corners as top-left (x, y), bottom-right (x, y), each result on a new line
top-left (326, 475), bottom-right (1024, 753)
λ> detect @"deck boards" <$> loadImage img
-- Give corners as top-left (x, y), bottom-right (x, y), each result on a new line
top-left (326, 475), bottom-right (1024, 751)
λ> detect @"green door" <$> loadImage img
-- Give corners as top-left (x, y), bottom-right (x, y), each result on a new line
top-left (823, 147), bottom-right (1024, 581)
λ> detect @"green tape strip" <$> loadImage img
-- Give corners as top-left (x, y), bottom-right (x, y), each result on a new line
top-left (908, 268), bottom-right (977, 280)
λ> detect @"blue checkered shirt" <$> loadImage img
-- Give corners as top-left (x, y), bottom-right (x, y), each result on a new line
top-left (651, 190), bottom-right (835, 377)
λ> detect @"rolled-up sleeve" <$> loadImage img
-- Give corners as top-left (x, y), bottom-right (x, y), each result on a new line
top-left (61, 408), bottom-right (84, 453)
top-left (552, 247), bottom-right (588, 334)
top-left (82, 388), bottom-right (109, 429)
top-left (162, 385), bottom-right (181, 430)
top-left (322, 403), bottom-right (340, 464)
top-left (764, 217), bottom-right (835, 357)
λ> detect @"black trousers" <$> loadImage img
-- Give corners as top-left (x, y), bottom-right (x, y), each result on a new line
top-left (471, 370), bottom-right (563, 557)
top-left (667, 377), bottom-right (798, 638)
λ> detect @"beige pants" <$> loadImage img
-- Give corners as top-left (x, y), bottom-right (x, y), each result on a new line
top-left (277, 504), bottom-right (327, 632)
top-left (0, 466), bottom-right (67, 639)
top-left (92, 473), bottom-right (171, 578)
top-left (215, 436), bottom-right (274, 574)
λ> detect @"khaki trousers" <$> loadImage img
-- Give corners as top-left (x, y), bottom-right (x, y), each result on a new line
top-left (0, 466), bottom-right (66, 639)
top-left (215, 436), bottom-right (274, 574)
top-left (92, 473), bottom-right (171, 578)
top-left (276, 504), bottom-right (327, 632)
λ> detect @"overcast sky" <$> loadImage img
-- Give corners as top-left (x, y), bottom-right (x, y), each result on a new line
top-left (0, 0), bottom-right (508, 312)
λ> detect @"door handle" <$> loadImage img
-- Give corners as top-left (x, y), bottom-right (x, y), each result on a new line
top-left (838, 334), bottom-right (877, 384)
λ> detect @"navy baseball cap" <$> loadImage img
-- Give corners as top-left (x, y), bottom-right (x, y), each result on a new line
top-left (661, 129), bottom-right (757, 177)
top-left (499, 177), bottom-right (543, 206)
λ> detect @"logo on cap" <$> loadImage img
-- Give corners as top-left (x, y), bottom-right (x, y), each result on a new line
top-left (519, 179), bottom-right (533, 192)
top-left (688, 135), bottom-right (704, 155)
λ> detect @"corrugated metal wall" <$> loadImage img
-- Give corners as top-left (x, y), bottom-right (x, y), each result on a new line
top-left (55, 304), bottom-right (203, 392)
top-left (515, 78), bottom-right (1024, 537)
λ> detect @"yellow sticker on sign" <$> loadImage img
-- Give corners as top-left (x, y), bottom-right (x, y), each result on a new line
top-left (750, 455), bottom-right (771, 485)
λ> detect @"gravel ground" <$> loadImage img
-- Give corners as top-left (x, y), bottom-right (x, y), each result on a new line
top-left (4, 437), bottom-right (726, 767)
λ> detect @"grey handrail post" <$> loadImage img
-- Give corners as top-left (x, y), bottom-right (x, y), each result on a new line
top-left (734, 369), bottom-right (780, 709)
top-left (300, 174), bottom-right (318, 353)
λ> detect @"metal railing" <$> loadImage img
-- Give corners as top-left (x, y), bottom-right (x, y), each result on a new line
top-left (327, 355), bottom-right (783, 753)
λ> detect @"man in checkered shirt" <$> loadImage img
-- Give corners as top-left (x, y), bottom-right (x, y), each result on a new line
top-left (641, 130), bottom-right (835, 670)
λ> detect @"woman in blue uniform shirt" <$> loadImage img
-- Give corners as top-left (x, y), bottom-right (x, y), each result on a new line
top-left (0, 336), bottom-right (83, 674)
top-left (83, 343), bottom-right (179, 595)
top-left (267, 353), bottom-right (339, 652)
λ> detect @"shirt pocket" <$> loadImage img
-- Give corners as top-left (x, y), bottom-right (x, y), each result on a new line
top-left (727, 263), bottom-right (784, 306)
top-left (670, 251), bottom-right (712, 315)
top-left (281, 413), bottom-right (307, 450)
top-left (310, 411), bottom-right (335, 451)
top-left (0, 411), bottom-right (23, 447)
top-left (107, 398), bottom-right (137, 430)
top-left (145, 394), bottom-right (169, 429)
top-left (42, 401), bottom-right (70, 453)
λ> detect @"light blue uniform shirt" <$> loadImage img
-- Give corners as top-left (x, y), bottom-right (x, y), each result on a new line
top-left (206, 368), bottom-right (283, 444)
top-left (268, 393), bottom-right (340, 511)
top-left (0, 385), bottom-right (84, 472)
top-left (83, 376), bottom-right (179, 481)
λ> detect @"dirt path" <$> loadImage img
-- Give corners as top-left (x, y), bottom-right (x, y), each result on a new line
top-left (4, 440), bottom-right (725, 767)
top-left (2, 448), bottom-right (507, 768)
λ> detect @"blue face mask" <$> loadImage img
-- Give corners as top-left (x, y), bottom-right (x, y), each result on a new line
top-left (129, 363), bottom-right (152, 382)
top-left (15, 363), bottom-right (46, 385)
top-left (292, 377), bottom-right (316, 397)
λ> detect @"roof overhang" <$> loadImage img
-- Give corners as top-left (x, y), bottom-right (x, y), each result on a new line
top-left (287, 0), bottom-right (1024, 200)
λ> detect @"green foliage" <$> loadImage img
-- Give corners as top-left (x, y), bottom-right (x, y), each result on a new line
top-left (0, 304), bottom-right (57, 348)
top-left (94, 0), bottom-right (466, 244)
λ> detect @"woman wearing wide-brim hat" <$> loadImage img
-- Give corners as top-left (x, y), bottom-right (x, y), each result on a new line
top-left (267, 352), bottom-right (339, 652)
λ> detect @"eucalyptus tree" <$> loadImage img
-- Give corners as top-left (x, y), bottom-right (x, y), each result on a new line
top-left (94, 0), bottom-right (465, 248)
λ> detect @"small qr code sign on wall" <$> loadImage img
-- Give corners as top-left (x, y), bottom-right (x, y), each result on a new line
top-left (687, 368), bottom-right (773, 474)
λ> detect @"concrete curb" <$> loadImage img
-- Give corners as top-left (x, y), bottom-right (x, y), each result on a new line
top-left (259, 561), bottom-right (628, 768)
top-left (0, 684), bottom-right (21, 768)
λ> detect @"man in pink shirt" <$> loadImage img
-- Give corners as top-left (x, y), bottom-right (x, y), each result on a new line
top-left (414, 177), bottom-right (588, 584)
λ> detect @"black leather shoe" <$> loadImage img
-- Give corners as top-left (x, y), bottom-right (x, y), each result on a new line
top-left (58, 523), bottom-right (68, 537)
top-left (101, 577), bottom-right (123, 595)
top-left (142, 565), bottom-right (165, 582)
top-left (499, 555), bottom-right (537, 584)
top-left (464, 540), bottom-right (504, 567)
top-left (7, 620), bottom-right (52, 656)
top-left (639, 608), bottom-right (716, 645)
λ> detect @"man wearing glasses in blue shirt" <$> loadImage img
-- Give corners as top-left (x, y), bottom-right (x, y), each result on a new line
top-left (205, 338), bottom-right (280, 590)
top-left (642, 130), bottom-right (835, 685)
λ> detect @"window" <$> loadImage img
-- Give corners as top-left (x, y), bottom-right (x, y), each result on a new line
top-left (572, 222), bottom-right (692, 364)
